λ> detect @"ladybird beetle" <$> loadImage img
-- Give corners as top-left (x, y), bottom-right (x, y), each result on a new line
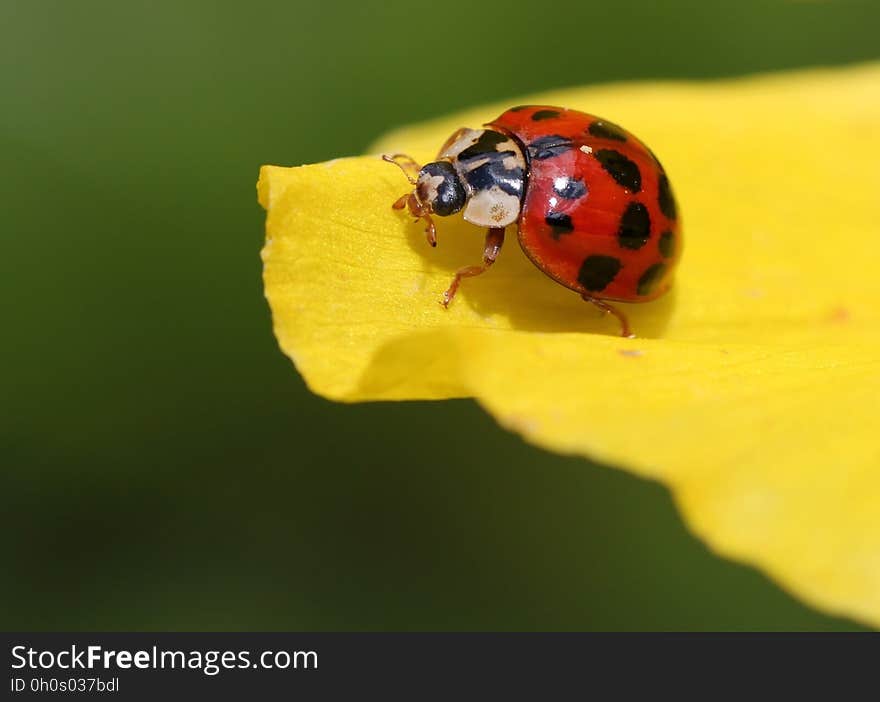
top-left (384, 105), bottom-right (681, 337)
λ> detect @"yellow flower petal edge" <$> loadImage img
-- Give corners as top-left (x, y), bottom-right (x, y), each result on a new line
top-left (259, 63), bottom-right (880, 626)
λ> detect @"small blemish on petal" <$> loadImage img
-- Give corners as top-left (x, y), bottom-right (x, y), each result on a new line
top-left (826, 306), bottom-right (850, 324)
top-left (618, 349), bottom-right (644, 358)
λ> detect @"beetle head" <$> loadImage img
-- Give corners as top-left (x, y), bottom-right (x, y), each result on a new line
top-left (413, 161), bottom-right (467, 217)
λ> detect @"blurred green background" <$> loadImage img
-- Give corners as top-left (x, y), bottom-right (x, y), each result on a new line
top-left (2, 0), bottom-right (877, 631)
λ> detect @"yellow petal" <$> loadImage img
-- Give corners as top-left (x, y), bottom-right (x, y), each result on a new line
top-left (259, 63), bottom-right (880, 626)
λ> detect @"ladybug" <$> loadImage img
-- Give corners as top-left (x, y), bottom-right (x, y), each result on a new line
top-left (384, 105), bottom-right (681, 337)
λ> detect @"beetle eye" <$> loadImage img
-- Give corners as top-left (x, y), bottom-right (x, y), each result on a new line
top-left (417, 162), bottom-right (466, 217)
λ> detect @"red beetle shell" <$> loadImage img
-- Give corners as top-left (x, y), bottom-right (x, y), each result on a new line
top-left (487, 106), bottom-right (681, 302)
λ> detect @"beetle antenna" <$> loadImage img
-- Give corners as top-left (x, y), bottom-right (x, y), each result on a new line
top-left (382, 153), bottom-right (420, 184)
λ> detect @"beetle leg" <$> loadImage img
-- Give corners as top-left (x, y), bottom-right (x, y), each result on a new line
top-left (441, 227), bottom-right (505, 308)
top-left (421, 214), bottom-right (437, 247)
top-left (403, 192), bottom-right (436, 247)
top-left (581, 294), bottom-right (634, 338)
top-left (391, 192), bottom-right (437, 246)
